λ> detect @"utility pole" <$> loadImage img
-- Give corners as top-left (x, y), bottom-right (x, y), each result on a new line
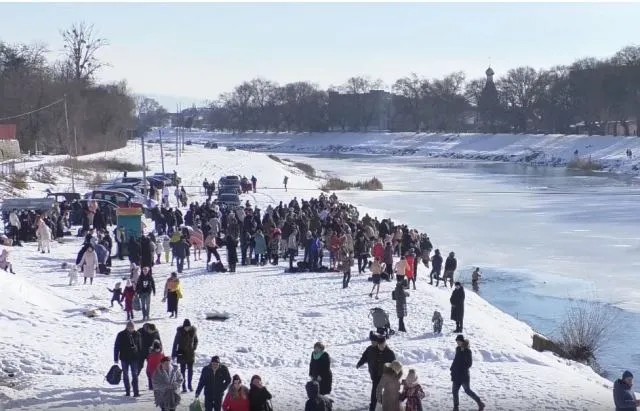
top-left (63, 94), bottom-right (75, 193)
top-left (159, 128), bottom-right (165, 174)
top-left (141, 128), bottom-right (147, 197)
top-left (175, 104), bottom-right (179, 165)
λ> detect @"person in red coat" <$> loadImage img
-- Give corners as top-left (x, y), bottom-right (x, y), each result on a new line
top-left (145, 340), bottom-right (164, 390)
top-left (222, 374), bottom-right (250, 411)
top-left (121, 280), bottom-right (136, 321)
top-left (405, 252), bottom-right (416, 289)
top-left (372, 239), bottom-right (384, 262)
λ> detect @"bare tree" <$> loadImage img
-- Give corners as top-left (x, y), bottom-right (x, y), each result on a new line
top-left (61, 22), bottom-right (109, 81)
top-left (393, 73), bottom-right (428, 131)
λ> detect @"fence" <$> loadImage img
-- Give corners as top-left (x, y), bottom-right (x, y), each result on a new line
top-left (0, 160), bottom-right (16, 176)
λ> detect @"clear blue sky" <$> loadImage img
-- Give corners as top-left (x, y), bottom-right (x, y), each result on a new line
top-left (2, 2), bottom-right (640, 108)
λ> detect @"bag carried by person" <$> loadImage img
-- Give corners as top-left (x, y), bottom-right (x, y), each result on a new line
top-left (189, 398), bottom-right (203, 411)
top-left (133, 295), bottom-right (141, 311)
top-left (105, 364), bottom-right (122, 385)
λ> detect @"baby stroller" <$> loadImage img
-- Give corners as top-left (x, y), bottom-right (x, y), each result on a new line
top-left (369, 307), bottom-right (395, 338)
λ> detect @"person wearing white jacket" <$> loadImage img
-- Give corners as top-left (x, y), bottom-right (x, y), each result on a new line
top-left (79, 245), bottom-right (98, 285)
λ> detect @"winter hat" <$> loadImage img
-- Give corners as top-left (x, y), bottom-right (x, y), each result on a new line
top-left (405, 369), bottom-right (418, 385)
top-left (183, 319), bottom-right (191, 327)
top-left (152, 340), bottom-right (162, 351)
top-left (211, 356), bottom-right (220, 364)
top-left (385, 360), bottom-right (403, 375)
top-left (126, 321), bottom-right (135, 329)
top-left (376, 334), bottom-right (387, 343)
top-left (623, 370), bottom-right (634, 380)
top-left (455, 334), bottom-right (465, 342)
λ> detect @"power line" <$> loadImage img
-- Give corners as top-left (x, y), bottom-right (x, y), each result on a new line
top-left (0, 97), bottom-right (65, 122)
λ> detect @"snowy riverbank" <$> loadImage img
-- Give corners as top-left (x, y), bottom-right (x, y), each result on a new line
top-left (158, 129), bottom-right (640, 176)
top-left (0, 142), bottom-right (627, 410)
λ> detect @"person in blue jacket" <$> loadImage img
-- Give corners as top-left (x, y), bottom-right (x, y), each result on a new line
top-left (614, 370), bottom-right (640, 411)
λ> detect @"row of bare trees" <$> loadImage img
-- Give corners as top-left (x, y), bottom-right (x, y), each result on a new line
top-left (0, 22), bottom-right (136, 155)
top-left (198, 45), bottom-right (640, 136)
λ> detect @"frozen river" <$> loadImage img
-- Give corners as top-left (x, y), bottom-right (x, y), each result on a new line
top-left (277, 152), bottom-right (640, 379)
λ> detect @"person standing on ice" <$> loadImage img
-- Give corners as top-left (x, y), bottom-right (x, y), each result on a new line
top-left (248, 375), bottom-right (273, 411)
top-left (614, 370), bottom-right (640, 411)
top-left (356, 335), bottom-right (396, 411)
top-left (251, 175), bottom-right (257, 193)
top-left (195, 356), bottom-right (232, 411)
top-left (471, 267), bottom-right (482, 291)
top-left (283, 175), bottom-right (288, 192)
top-left (450, 335), bottom-right (485, 411)
top-left (114, 321), bottom-right (142, 397)
top-left (450, 282), bottom-right (466, 333)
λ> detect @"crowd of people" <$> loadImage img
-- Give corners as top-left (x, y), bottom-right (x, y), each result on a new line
top-left (2, 165), bottom-right (635, 411)
top-left (99, 185), bottom-right (494, 411)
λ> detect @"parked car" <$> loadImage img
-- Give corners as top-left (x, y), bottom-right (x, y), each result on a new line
top-left (218, 176), bottom-right (241, 194)
top-left (226, 146), bottom-right (236, 151)
top-left (83, 190), bottom-right (144, 209)
top-left (204, 142), bottom-right (219, 149)
top-left (186, 140), bottom-right (192, 145)
top-left (152, 172), bottom-right (181, 186)
top-left (216, 193), bottom-right (241, 208)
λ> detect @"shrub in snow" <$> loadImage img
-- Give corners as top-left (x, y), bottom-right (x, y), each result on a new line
top-left (566, 157), bottom-right (603, 171)
top-left (554, 301), bottom-right (616, 367)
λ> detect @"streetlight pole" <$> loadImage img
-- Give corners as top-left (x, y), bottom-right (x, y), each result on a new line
top-left (159, 128), bottom-right (165, 174)
top-left (63, 94), bottom-right (75, 193)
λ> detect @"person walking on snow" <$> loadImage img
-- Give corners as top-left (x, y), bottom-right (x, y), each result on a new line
top-left (376, 360), bottom-right (403, 411)
top-left (136, 269), bottom-right (156, 321)
top-left (172, 319), bottom-right (198, 393)
top-left (195, 356), bottom-right (232, 411)
top-left (249, 375), bottom-right (273, 411)
top-left (614, 370), bottom-right (640, 411)
top-left (309, 342), bottom-right (333, 395)
top-left (450, 282), bottom-right (466, 333)
top-left (222, 375), bottom-right (250, 411)
top-left (430, 249), bottom-right (443, 285)
top-left (146, 340), bottom-right (164, 390)
top-left (163, 272), bottom-right (181, 318)
top-left (114, 321), bottom-right (142, 397)
top-left (400, 369), bottom-right (426, 411)
top-left (357, 335), bottom-right (396, 411)
top-left (79, 245), bottom-right (98, 285)
top-left (122, 280), bottom-right (136, 320)
top-left (251, 175), bottom-right (257, 193)
top-left (369, 257), bottom-right (385, 299)
top-left (152, 356), bottom-right (184, 411)
top-left (283, 176), bottom-right (288, 192)
top-left (394, 279), bottom-right (408, 332)
top-left (441, 251), bottom-right (457, 288)
top-left (450, 335), bottom-right (485, 411)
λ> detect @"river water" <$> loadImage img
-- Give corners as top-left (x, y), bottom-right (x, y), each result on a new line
top-left (277, 152), bottom-right (640, 379)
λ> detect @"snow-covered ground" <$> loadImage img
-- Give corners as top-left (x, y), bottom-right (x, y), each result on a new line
top-left (153, 129), bottom-right (640, 176)
top-left (0, 143), bottom-right (624, 410)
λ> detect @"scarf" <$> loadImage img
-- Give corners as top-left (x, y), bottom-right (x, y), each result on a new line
top-left (312, 351), bottom-right (324, 360)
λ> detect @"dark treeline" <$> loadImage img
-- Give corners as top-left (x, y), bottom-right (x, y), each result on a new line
top-left (188, 45), bottom-right (640, 136)
top-left (0, 22), bottom-right (136, 155)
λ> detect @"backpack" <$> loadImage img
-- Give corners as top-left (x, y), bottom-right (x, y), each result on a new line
top-left (369, 307), bottom-right (389, 329)
top-left (105, 364), bottom-right (122, 385)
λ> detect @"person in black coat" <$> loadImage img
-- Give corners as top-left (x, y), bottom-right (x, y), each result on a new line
top-left (430, 249), bottom-right (443, 285)
top-left (140, 235), bottom-right (154, 269)
top-left (441, 251), bottom-right (457, 288)
top-left (113, 321), bottom-right (142, 397)
top-left (450, 282), bottom-right (465, 333)
top-left (136, 323), bottom-right (161, 377)
top-left (195, 356), bottom-right (232, 411)
top-left (356, 335), bottom-right (396, 411)
top-left (305, 380), bottom-right (333, 411)
top-left (309, 342), bottom-right (332, 395)
top-left (172, 319), bottom-right (199, 392)
top-left (226, 236), bottom-right (238, 273)
top-left (128, 236), bottom-right (141, 266)
top-left (450, 335), bottom-right (485, 411)
top-left (248, 375), bottom-right (273, 411)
